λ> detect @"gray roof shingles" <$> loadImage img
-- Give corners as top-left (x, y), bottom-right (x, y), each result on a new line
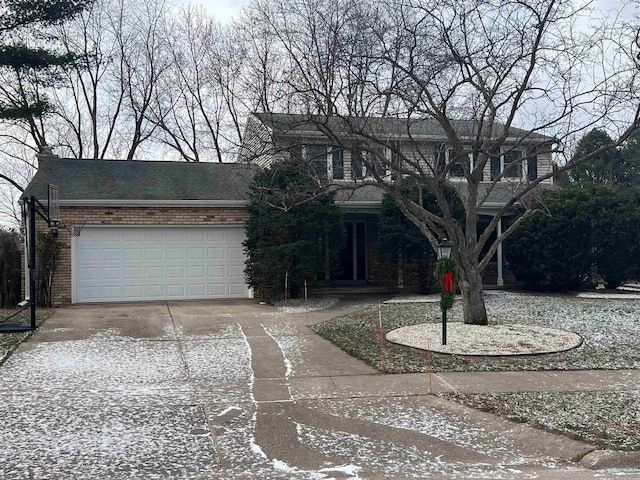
top-left (23, 158), bottom-right (258, 201)
top-left (254, 112), bottom-right (554, 142)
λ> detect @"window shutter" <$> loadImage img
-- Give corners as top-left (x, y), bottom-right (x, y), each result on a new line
top-left (527, 148), bottom-right (538, 181)
top-left (332, 149), bottom-right (344, 179)
top-left (351, 150), bottom-right (364, 178)
top-left (490, 152), bottom-right (500, 180)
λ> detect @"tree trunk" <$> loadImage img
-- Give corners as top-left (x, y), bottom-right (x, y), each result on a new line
top-left (457, 256), bottom-right (488, 325)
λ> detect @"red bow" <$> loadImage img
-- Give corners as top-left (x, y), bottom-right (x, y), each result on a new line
top-left (443, 272), bottom-right (454, 292)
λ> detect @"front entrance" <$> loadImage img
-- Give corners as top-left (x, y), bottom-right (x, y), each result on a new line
top-left (335, 221), bottom-right (367, 283)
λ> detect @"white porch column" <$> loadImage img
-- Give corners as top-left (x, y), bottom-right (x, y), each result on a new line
top-left (497, 218), bottom-right (504, 287)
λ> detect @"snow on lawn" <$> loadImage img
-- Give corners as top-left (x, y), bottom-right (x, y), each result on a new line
top-left (387, 322), bottom-right (582, 355)
top-left (444, 390), bottom-right (640, 451)
top-left (312, 292), bottom-right (640, 372)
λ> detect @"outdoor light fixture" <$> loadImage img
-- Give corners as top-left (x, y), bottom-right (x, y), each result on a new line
top-left (437, 238), bottom-right (452, 260)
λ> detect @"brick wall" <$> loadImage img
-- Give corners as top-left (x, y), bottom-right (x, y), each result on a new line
top-left (30, 205), bottom-right (249, 306)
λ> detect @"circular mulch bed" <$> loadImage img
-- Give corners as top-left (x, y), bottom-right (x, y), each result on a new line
top-left (386, 322), bottom-right (583, 356)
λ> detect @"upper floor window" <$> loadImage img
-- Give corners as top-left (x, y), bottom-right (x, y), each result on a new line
top-left (491, 148), bottom-right (538, 182)
top-left (437, 147), bottom-right (468, 178)
top-left (307, 145), bottom-right (328, 179)
top-left (305, 145), bottom-right (344, 180)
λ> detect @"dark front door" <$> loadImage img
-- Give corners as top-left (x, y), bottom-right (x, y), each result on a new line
top-left (336, 221), bottom-right (367, 282)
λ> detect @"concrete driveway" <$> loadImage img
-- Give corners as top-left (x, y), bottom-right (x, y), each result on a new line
top-left (0, 299), bottom-right (635, 479)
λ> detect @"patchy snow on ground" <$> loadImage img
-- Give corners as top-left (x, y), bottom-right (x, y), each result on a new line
top-left (446, 389), bottom-right (640, 451)
top-left (313, 397), bottom-right (541, 465)
top-left (0, 392), bottom-right (219, 479)
top-left (387, 322), bottom-right (583, 355)
top-left (0, 323), bottom-right (256, 479)
top-left (275, 296), bottom-right (340, 313)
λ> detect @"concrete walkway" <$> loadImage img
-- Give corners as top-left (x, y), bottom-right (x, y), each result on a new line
top-left (0, 299), bottom-right (638, 479)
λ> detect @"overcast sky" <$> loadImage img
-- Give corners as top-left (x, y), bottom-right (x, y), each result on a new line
top-left (173, 0), bottom-right (248, 23)
top-left (175, 0), bottom-right (638, 23)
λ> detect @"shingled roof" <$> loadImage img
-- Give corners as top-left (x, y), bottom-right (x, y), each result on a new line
top-left (254, 112), bottom-right (555, 142)
top-left (23, 157), bottom-right (257, 202)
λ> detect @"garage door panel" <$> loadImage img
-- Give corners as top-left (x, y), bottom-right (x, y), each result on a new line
top-left (187, 247), bottom-right (205, 260)
top-left (78, 267), bottom-right (101, 281)
top-left (208, 247), bottom-right (225, 260)
top-left (145, 248), bottom-right (163, 260)
top-left (145, 285), bottom-right (165, 297)
top-left (207, 230), bottom-right (226, 242)
top-left (142, 230), bottom-right (162, 241)
top-left (74, 226), bottom-right (249, 303)
top-left (228, 283), bottom-right (248, 295)
top-left (166, 248), bottom-right (185, 260)
top-left (167, 284), bottom-right (185, 297)
top-left (228, 265), bottom-right (244, 277)
top-left (208, 265), bottom-right (225, 277)
top-left (167, 266), bottom-right (185, 279)
top-left (167, 230), bottom-right (185, 241)
top-left (187, 284), bottom-right (206, 296)
top-left (100, 230), bottom-right (123, 241)
top-left (208, 284), bottom-right (226, 296)
top-left (124, 285), bottom-right (143, 298)
top-left (187, 230), bottom-right (206, 241)
top-left (145, 266), bottom-right (164, 279)
top-left (102, 249), bottom-right (122, 261)
top-left (102, 267), bottom-right (122, 280)
top-left (124, 266), bottom-right (143, 280)
top-left (188, 266), bottom-right (205, 279)
top-left (124, 248), bottom-right (144, 261)
top-left (78, 248), bottom-right (101, 262)
top-left (228, 229), bottom-right (245, 242)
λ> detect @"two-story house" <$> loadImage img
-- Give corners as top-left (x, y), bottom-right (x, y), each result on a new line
top-left (20, 112), bottom-right (553, 305)
top-left (239, 112), bottom-right (555, 289)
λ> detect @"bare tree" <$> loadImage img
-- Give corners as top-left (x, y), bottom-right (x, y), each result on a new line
top-left (248, 0), bottom-right (640, 325)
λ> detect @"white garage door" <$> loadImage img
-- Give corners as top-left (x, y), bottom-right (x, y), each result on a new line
top-left (73, 226), bottom-right (250, 303)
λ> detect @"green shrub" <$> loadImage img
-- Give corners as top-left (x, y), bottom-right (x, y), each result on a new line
top-left (507, 185), bottom-right (640, 289)
top-left (244, 159), bottom-right (344, 302)
top-left (0, 228), bottom-right (21, 307)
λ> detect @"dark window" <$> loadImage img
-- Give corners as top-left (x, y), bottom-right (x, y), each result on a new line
top-left (308, 145), bottom-right (328, 179)
top-left (449, 149), bottom-right (464, 177)
top-left (351, 150), bottom-right (364, 178)
top-left (289, 145), bottom-right (303, 161)
top-left (503, 150), bottom-right (522, 178)
top-left (332, 149), bottom-right (344, 179)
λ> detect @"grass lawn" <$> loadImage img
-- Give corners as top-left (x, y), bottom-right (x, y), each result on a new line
top-left (311, 292), bottom-right (640, 450)
top-left (441, 390), bottom-right (640, 450)
top-left (0, 308), bottom-right (52, 366)
top-left (311, 293), bottom-right (640, 373)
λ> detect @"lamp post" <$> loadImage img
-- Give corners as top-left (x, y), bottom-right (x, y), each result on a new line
top-left (437, 238), bottom-right (453, 345)
top-left (437, 238), bottom-right (452, 261)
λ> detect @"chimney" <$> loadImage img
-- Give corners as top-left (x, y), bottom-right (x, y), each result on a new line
top-left (35, 145), bottom-right (59, 161)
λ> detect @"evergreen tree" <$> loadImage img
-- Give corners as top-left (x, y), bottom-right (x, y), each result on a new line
top-left (507, 185), bottom-right (640, 289)
top-left (560, 129), bottom-right (636, 186)
top-left (244, 159), bottom-right (344, 301)
top-left (0, 0), bottom-right (93, 119)
top-left (377, 182), bottom-right (463, 293)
